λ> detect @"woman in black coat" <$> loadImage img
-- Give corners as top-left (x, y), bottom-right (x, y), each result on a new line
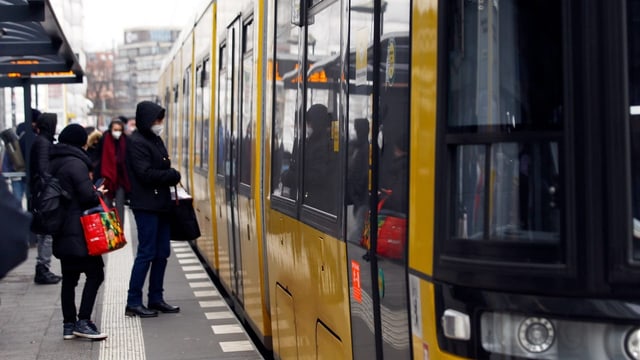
top-left (50, 124), bottom-right (108, 340)
top-left (125, 101), bottom-right (181, 317)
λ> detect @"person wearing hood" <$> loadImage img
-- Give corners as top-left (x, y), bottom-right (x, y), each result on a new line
top-left (49, 123), bottom-right (108, 340)
top-left (125, 101), bottom-right (181, 318)
top-left (95, 118), bottom-right (130, 225)
top-left (21, 108), bottom-right (40, 200)
top-left (29, 112), bottom-right (62, 285)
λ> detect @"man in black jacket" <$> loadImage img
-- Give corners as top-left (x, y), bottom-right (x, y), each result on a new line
top-left (50, 124), bottom-right (108, 340)
top-left (125, 101), bottom-right (181, 318)
top-left (29, 112), bottom-right (61, 284)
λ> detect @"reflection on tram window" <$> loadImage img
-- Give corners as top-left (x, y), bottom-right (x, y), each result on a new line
top-left (302, 0), bottom-right (341, 215)
top-left (453, 145), bottom-right (486, 239)
top-left (446, 0), bottom-right (563, 130)
top-left (454, 143), bottom-right (560, 242)
top-left (216, 45), bottom-right (228, 176)
top-left (240, 21), bottom-right (254, 187)
top-left (489, 142), bottom-right (560, 242)
top-left (271, 0), bottom-right (300, 200)
top-left (628, 0), bottom-right (640, 260)
top-left (302, 104), bottom-right (337, 213)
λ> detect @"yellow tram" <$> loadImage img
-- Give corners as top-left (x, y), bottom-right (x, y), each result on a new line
top-left (158, 0), bottom-right (640, 359)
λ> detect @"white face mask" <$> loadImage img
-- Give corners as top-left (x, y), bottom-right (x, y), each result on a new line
top-left (151, 124), bottom-right (164, 136)
top-left (111, 130), bottom-right (122, 140)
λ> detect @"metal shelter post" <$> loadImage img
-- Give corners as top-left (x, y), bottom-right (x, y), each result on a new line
top-left (23, 83), bottom-right (32, 126)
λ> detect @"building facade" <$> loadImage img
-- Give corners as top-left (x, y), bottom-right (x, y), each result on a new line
top-left (113, 28), bottom-right (180, 116)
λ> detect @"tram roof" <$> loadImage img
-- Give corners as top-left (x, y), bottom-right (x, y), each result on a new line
top-left (0, 0), bottom-right (84, 87)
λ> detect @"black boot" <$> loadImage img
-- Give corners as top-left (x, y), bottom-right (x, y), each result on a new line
top-left (34, 264), bottom-right (61, 285)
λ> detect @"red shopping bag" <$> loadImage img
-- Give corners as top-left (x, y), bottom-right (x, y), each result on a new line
top-left (360, 190), bottom-right (407, 260)
top-left (80, 197), bottom-right (127, 256)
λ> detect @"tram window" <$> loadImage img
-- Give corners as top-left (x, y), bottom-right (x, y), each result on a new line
top-left (195, 64), bottom-right (204, 170)
top-left (628, 0), bottom-right (640, 260)
top-left (446, 0), bottom-right (563, 130)
top-left (195, 60), bottom-right (211, 172)
top-left (172, 84), bottom-right (179, 161)
top-left (216, 45), bottom-right (228, 176)
top-left (183, 68), bottom-right (191, 182)
top-left (453, 145), bottom-right (486, 239)
top-left (271, 0), bottom-right (300, 201)
top-left (202, 59), bottom-right (210, 171)
top-left (240, 20), bottom-right (254, 187)
top-left (444, 0), bottom-right (563, 253)
top-left (302, 0), bottom-right (340, 215)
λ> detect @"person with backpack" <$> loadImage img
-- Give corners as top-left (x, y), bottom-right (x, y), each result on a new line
top-left (29, 112), bottom-right (61, 285)
top-left (49, 123), bottom-right (108, 340)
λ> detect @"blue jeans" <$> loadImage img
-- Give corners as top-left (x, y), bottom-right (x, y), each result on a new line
top-left (127, 210), bottom-right (171, 306)
top-left (36, 233), bottom-right (53, 267)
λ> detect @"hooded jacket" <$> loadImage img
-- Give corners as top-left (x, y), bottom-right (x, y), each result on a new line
top-left (126, 101), bottom-right (180, 212)
top-left (49, 143), bottom-right (100, 258)
top-left (29, 113), bottom-right (57, 197)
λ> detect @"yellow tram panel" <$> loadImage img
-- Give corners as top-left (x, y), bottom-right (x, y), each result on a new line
top-left (192, 4), bottom-right (217, 271)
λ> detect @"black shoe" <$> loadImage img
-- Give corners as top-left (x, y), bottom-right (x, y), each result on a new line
top-left (63, 322), bottom-right (75, 340)
top-left (125, 305), bottom-right (158, 318)
top-left (148, 301), bottom-right (180, 313)
top-left (72, 319), bottom-right (107, 340)
top-left (34, 265), bottom-right (61, 285)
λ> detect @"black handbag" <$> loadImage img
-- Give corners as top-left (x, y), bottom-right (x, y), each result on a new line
top-left (169, 186), bottom-right (201, 241)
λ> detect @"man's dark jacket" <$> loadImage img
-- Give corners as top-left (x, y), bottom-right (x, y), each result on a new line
top-left (126, 101), bottom-right (180, 212)
top-left (29, 115), bottom-right (56, 194)
top-left (49, 144), bottom-right (100, 258)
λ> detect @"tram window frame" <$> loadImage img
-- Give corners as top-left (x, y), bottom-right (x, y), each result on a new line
top-left (270, 0), bottom-right (302, 217)
top-left (269, 0), bottom-right (344, 235)
top-left (239, 17), bottom-right (255, 195)
top-left (299, 0), bottom-right (343, 234)
top-left (194, 59), bottom-right (211, 174)
top-left (627, 0), bottom-right (640, 266)
top-left (195, 63), bottom-right (205, 173)
top-left (202, 58), bottom-right (211, 172)
top-left (435, 0), bottom-right (570, 270)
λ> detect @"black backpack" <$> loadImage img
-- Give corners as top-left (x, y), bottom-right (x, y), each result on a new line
top-left (30, 170), bottom-right (71, 235)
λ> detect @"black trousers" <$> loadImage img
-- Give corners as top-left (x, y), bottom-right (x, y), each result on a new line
top-left (60, 256), bottom-right (104, 323)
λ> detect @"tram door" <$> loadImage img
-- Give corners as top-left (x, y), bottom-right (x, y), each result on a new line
top-left (223, 17), bottom-right (244, 302)
top-left (345, 1), bottom-right (412, 359)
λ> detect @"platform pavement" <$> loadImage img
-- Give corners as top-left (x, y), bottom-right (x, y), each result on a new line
top-left (0, 208), bottom-right (264, 360)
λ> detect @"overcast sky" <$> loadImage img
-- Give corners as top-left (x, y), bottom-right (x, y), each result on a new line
top-left (82, 0), bottom-right (205, 51)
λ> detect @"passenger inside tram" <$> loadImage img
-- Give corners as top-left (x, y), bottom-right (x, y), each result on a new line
top-left (302, 103), bottom-right (337, 213)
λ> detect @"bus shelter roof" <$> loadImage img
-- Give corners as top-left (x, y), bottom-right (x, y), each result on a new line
top-left (0, 0), bottom-right (83, 87)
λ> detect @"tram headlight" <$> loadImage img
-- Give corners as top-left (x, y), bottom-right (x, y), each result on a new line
top-left (442, 309), bottom-right (471, 340)
top-left (518, 317), bottom-right (555, 353)
top-left (626, 328), bottom-right (640, 360)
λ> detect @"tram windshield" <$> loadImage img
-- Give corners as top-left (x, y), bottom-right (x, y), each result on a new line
top-left (444, 0), bottom-right (564, 263)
